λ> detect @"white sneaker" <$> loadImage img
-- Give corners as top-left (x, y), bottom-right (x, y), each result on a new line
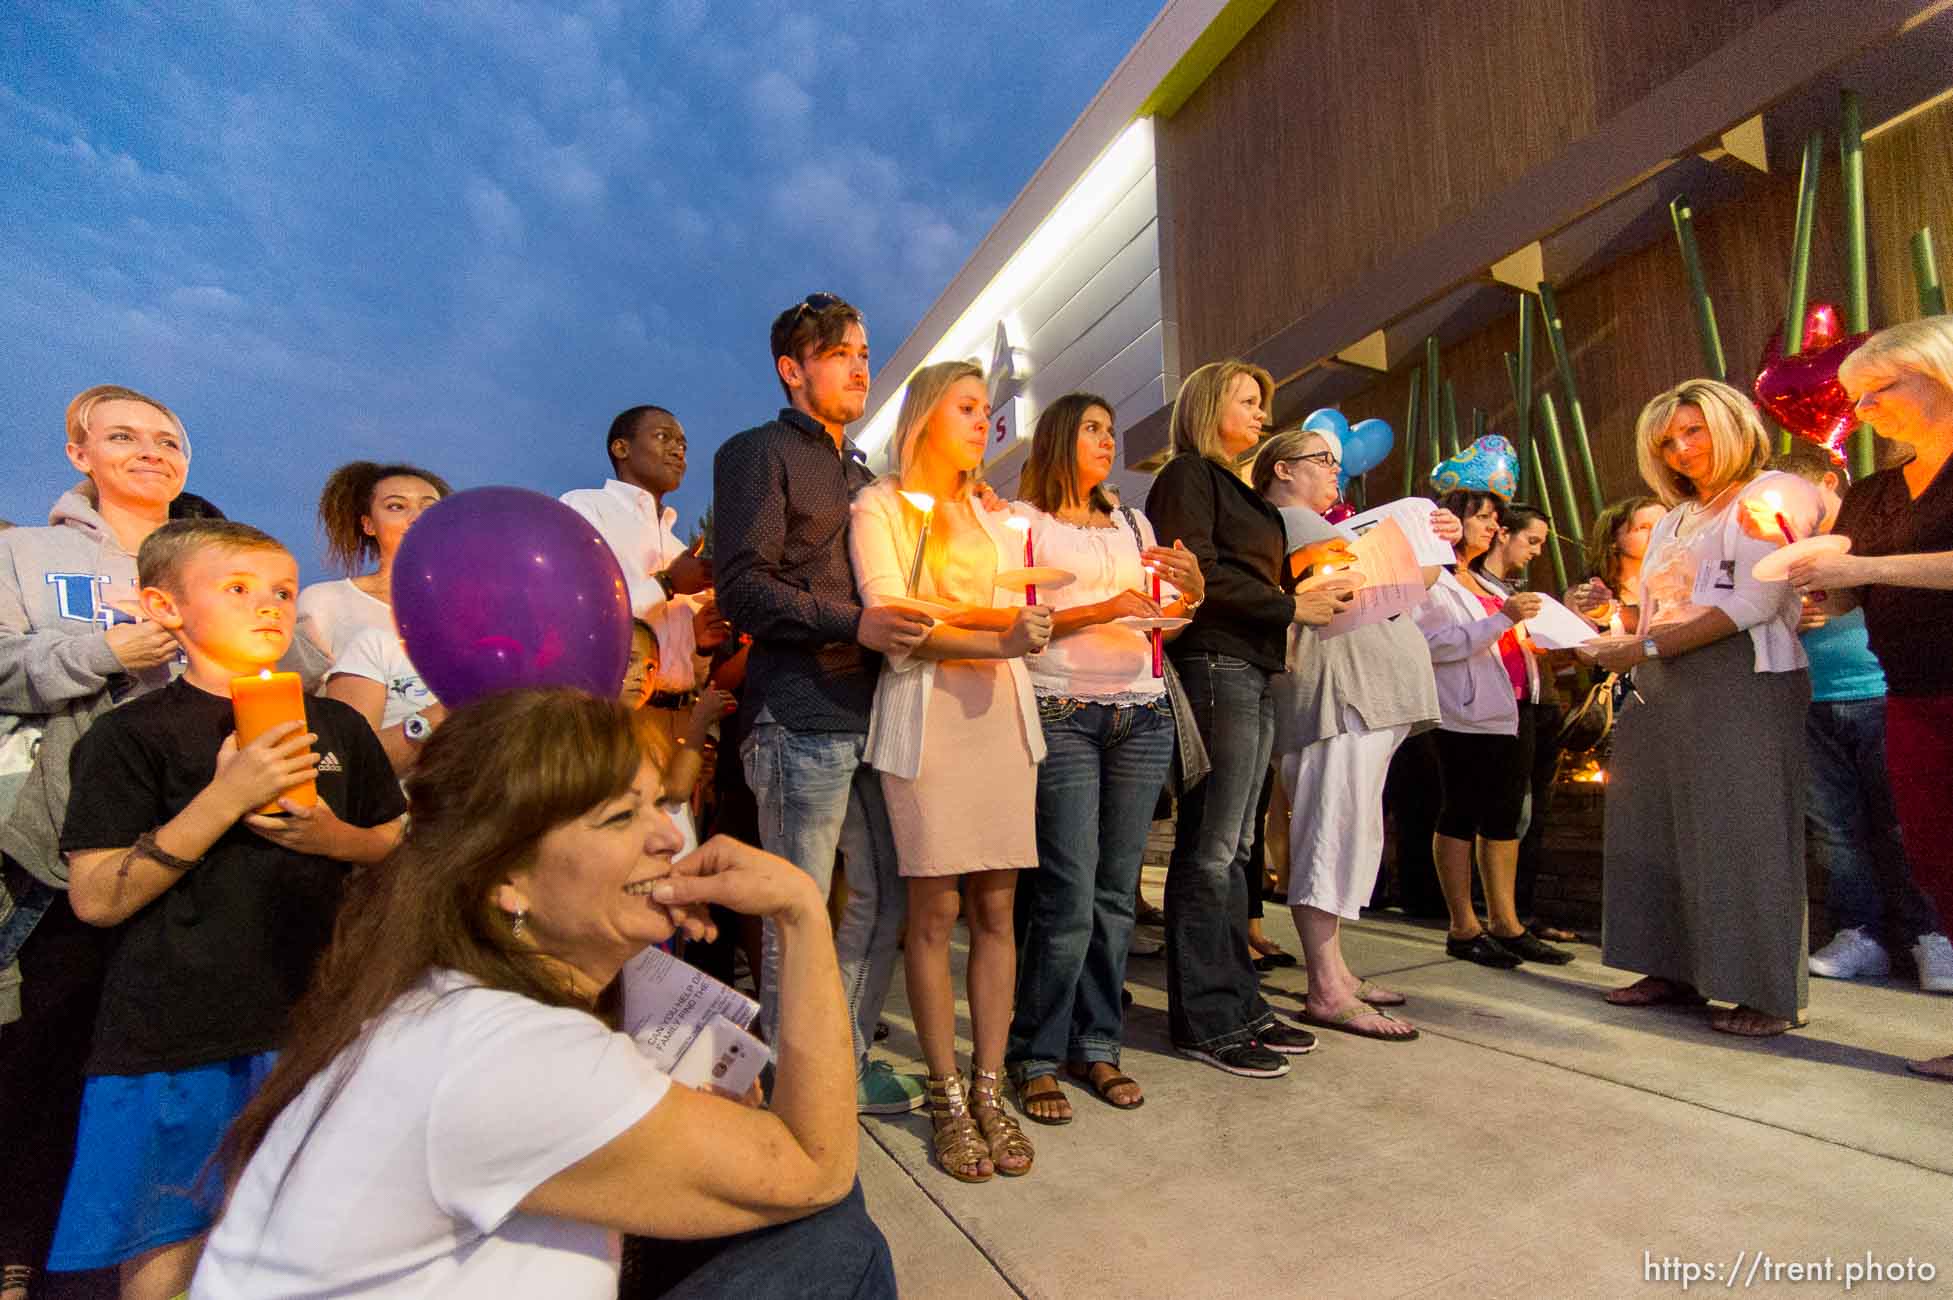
top-left (1808, 927), bottom-right (1890, 979)
top-left (1913, 934), bottom-right (1953, 994)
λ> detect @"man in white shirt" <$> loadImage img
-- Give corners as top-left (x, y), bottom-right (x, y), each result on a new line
top-left (562, 406), bottom-right (725, 704)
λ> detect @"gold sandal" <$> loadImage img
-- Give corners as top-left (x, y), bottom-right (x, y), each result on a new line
top-left (926, 1073), bottom-right (992, 1183)
top-left (969, 1067), bottom-right (1035, 1177)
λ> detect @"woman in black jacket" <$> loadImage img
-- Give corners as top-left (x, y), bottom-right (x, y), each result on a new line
top-left (1144, 362), bottom-right (1348, 1077)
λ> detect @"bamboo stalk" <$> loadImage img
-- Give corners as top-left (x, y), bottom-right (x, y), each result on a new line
top-left (1441, 380), bottom-right (1461, 459)
top-left (1504, 353), bottom-right (1528, 492)
top-left (1536, 281), bottom-right (1605, 518)
top-left (1527, 438), bottom-right (1569, 591)
top-left (1536, 393), bottom-right (1585, 544)
top-left (1841, 92), bottom-right (1874, 479)
top-left (1515, 295), bottom-right (1534, 456)
top-left (1423, 337), bottom-right (1441, 479)
top-left (1785, 132), bottom-right (1825, 355)
top-left (1403, 367), bottom-right (1423, 498)
top-left (1471, 407), bottom-right (1486, 444)
top-left (1668, 195), bottom-right (1727, 380)
top-left (1915, 228), bottom-right (1947, 316)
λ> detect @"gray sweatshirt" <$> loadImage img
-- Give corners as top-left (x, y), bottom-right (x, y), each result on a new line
top-left (0, 486), bottom-right (326, 1024)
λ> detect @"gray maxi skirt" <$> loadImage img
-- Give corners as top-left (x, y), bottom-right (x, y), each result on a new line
top-left (1600, 634), bottom-right (1810, 1020)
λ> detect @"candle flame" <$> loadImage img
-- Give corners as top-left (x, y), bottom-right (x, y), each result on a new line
top-left (1762, 490), bottom-right (1784, 510)
top-left (259, 669), bottom-right (272, 679)
top-left (1002, 516), bottom-right (1030, 534)
top-left (899, 491), bottom-right (935, 513)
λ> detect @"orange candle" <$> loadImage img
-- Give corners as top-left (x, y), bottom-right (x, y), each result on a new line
top-left (231, 669), bottom-right (317, 813)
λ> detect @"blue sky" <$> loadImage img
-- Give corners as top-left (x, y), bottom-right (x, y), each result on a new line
top-left (2, 1), bottom-right (1158, 577)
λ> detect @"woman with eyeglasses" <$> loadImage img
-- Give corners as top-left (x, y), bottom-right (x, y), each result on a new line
top-left (1413, 490), bottom-right (1572, 970)
top-left (1142, 362), bottom-right (1348, 1079)
top-left (1002, 393), bottom-right (1204, 1122)
top-left (1254, 428), bottom-right (1458, 1040)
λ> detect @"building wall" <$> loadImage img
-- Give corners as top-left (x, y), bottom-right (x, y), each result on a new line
top-left (1154, 0), bottom-right (1792, 369)
top-left (1341, 93), bottom-right (1953, 566)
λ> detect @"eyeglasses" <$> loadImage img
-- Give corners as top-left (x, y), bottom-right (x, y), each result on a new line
top-left (1284, 451), bottom-right (1341, 471)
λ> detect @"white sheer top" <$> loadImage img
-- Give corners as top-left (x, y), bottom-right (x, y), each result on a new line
top-left (1014, 505), bottom-right (1176, 704)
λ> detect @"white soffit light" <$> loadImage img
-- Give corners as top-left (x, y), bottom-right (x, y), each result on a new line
top-left (856, 117), bottom-right (1157, 456)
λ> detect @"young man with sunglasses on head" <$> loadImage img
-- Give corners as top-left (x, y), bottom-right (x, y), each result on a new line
top-left (713, 295), bottom-right (935, 1114)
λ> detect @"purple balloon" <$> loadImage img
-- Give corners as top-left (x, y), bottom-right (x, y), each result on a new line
top-left (393, 486), bottom-right (631, 708)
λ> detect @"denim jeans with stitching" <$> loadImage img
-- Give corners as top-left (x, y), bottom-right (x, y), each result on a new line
top-left (1808, 698), bottom-right (1939, 941)
top-left (1007, 697), bottom-right (1174, 1078)
top-left (1163, 652), bottom-right (1276, 1050)
top-left (742, 723), bottom-right (904, 1076)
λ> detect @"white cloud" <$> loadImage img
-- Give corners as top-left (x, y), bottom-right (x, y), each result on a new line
top-left (465, 177), bottom-right (526, 247)
top-left (167, 284), bottom-right (248, 315)
top-left (746, 70), bottom-right (812, 127)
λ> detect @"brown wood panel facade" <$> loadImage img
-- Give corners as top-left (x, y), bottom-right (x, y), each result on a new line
top-left (1341, 92), bottom-right (1953, 571)
top-left (1156, 0), bottom-right (1791, 368)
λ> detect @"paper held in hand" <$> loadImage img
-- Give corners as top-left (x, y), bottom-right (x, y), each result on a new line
top-left (1317, 517), bottom-right (1425, 640)
top-left (1343, 497), bottom-right (1457, 566)
top-left (621, 946), bottom-right (771, 1097)
top-left (1516, 594), bottom-right (1604, 651)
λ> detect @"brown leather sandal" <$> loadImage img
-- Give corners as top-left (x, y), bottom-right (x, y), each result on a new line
top-left (3, 1263), bottom-right (33, 1300)
top-left (969, 1068), bottom-right (1035, 1177)
top-left (925, 1073), bottom-right (992, 1183)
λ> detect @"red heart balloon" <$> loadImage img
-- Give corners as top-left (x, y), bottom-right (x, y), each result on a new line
top-left (1761, 302), bottom-right (1845, 362)
top-left (1752, 327), bottom-right (1870, 463)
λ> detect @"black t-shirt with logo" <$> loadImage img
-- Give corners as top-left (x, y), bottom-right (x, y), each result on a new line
top-left (61, 677), bottom-right (406, 1075)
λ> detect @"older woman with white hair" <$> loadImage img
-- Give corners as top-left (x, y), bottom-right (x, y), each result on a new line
top-left (1253, 427), bottom-right (1459, 1040)
top-left (1786, 315), bottom-right (1953, 1079)
top-left (1581, 379), bottom-right (1811, 1037)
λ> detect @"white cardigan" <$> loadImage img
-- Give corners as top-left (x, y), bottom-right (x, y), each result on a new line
top-left (1412, 568), bottom-right (1536, 736)
top-left (1636, 472), bottom-right (1808, 673)
top-left (848, 478), bottom-right (1045, 781)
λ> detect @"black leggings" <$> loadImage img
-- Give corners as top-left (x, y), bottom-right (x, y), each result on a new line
top-left (1433, 703), bottom-right (1537, 842)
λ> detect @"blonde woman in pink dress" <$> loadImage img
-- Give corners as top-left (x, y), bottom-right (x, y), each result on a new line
top-left (850, 360), bottom-right (1051, 1184)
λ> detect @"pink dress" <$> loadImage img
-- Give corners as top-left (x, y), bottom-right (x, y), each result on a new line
top-left (880, 500), bottom-right (1039, 877)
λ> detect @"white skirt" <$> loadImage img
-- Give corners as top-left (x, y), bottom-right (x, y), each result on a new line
top-left (1279, 708), bottom-right (1412, 918)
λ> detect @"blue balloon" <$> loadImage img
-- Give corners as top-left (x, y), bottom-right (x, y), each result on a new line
top-left (1343, 418), bottom-right (1394, 477)
top-left (1301, 407), bottom-right (1352, 443)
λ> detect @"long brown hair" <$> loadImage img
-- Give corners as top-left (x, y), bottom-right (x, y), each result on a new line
top-left (1019, 392), bottom-right (1118, 515)
top-left (317, 460), bottom-right (454, 575)
top-left (215, 687), bottom-right (648, 1191)
top-left (1585, 495), bottom-right (1656, 591)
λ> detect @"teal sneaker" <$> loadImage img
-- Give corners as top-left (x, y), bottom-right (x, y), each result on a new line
top-left (857, 1060), bottom-right (926, 1114)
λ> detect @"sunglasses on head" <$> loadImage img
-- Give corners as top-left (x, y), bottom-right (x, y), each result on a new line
top-left (790, 291), bottom-right (846, 321)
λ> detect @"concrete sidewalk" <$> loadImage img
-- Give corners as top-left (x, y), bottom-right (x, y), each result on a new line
top-left (859, 885), bottom-right (1952, 1299)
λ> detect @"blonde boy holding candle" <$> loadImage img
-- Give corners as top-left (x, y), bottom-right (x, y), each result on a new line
top-left (46, 519), bottom-right (405, 1300)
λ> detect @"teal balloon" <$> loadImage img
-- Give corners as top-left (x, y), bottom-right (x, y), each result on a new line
top-left (1429, 435), bottom-right (1520, 499)
top-left (1301, 408), bottom-right (1351, 443)
top-left (1343, 418), bottom-right (1394, 476)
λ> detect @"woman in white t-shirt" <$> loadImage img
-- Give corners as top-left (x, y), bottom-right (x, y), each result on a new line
top-left (296, 461), bottom-right (451, 660)
top-left (1000, 393), bottom-right (1204, 1122)
top-left (324, 622), bottom-right (442, 776)
top-left (192, 688), bottom-right (890, 1300)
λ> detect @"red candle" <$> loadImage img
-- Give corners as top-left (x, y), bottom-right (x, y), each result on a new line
top-left (1022, 526), bottom-right (1037, 605)
top-left (231, 669), bottom-right (318, 813)
top-left (1150, 567), bottom-right (1164, 678)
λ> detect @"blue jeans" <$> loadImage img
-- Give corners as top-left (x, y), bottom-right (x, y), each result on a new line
top-left (1808, 698), bottom-right (1939, 941)
top-left (1164, 653), bottom-right (1276, 1050)
top-left (1007, 697), bottom-right (1175, 1078)
top-left (742, 724), bottom-right (904, 1075)
top-left (630, 1179), bottom-right (897, 1299)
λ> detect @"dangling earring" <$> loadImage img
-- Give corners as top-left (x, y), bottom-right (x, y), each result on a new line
top-left (509, 908), bottom-right (528, 940)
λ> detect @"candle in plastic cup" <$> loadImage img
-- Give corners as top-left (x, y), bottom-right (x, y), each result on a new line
top-left (231, 669), bottom-right (317, 813)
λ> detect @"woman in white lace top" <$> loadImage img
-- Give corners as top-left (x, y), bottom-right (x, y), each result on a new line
top-left (1002, 393), bottom-right (1204, 1123)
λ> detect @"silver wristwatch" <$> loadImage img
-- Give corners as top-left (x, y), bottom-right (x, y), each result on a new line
top-left (1641, 637), bottom-right (1660, 661)
top-left (403, 712), bottom-right (433, 742)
